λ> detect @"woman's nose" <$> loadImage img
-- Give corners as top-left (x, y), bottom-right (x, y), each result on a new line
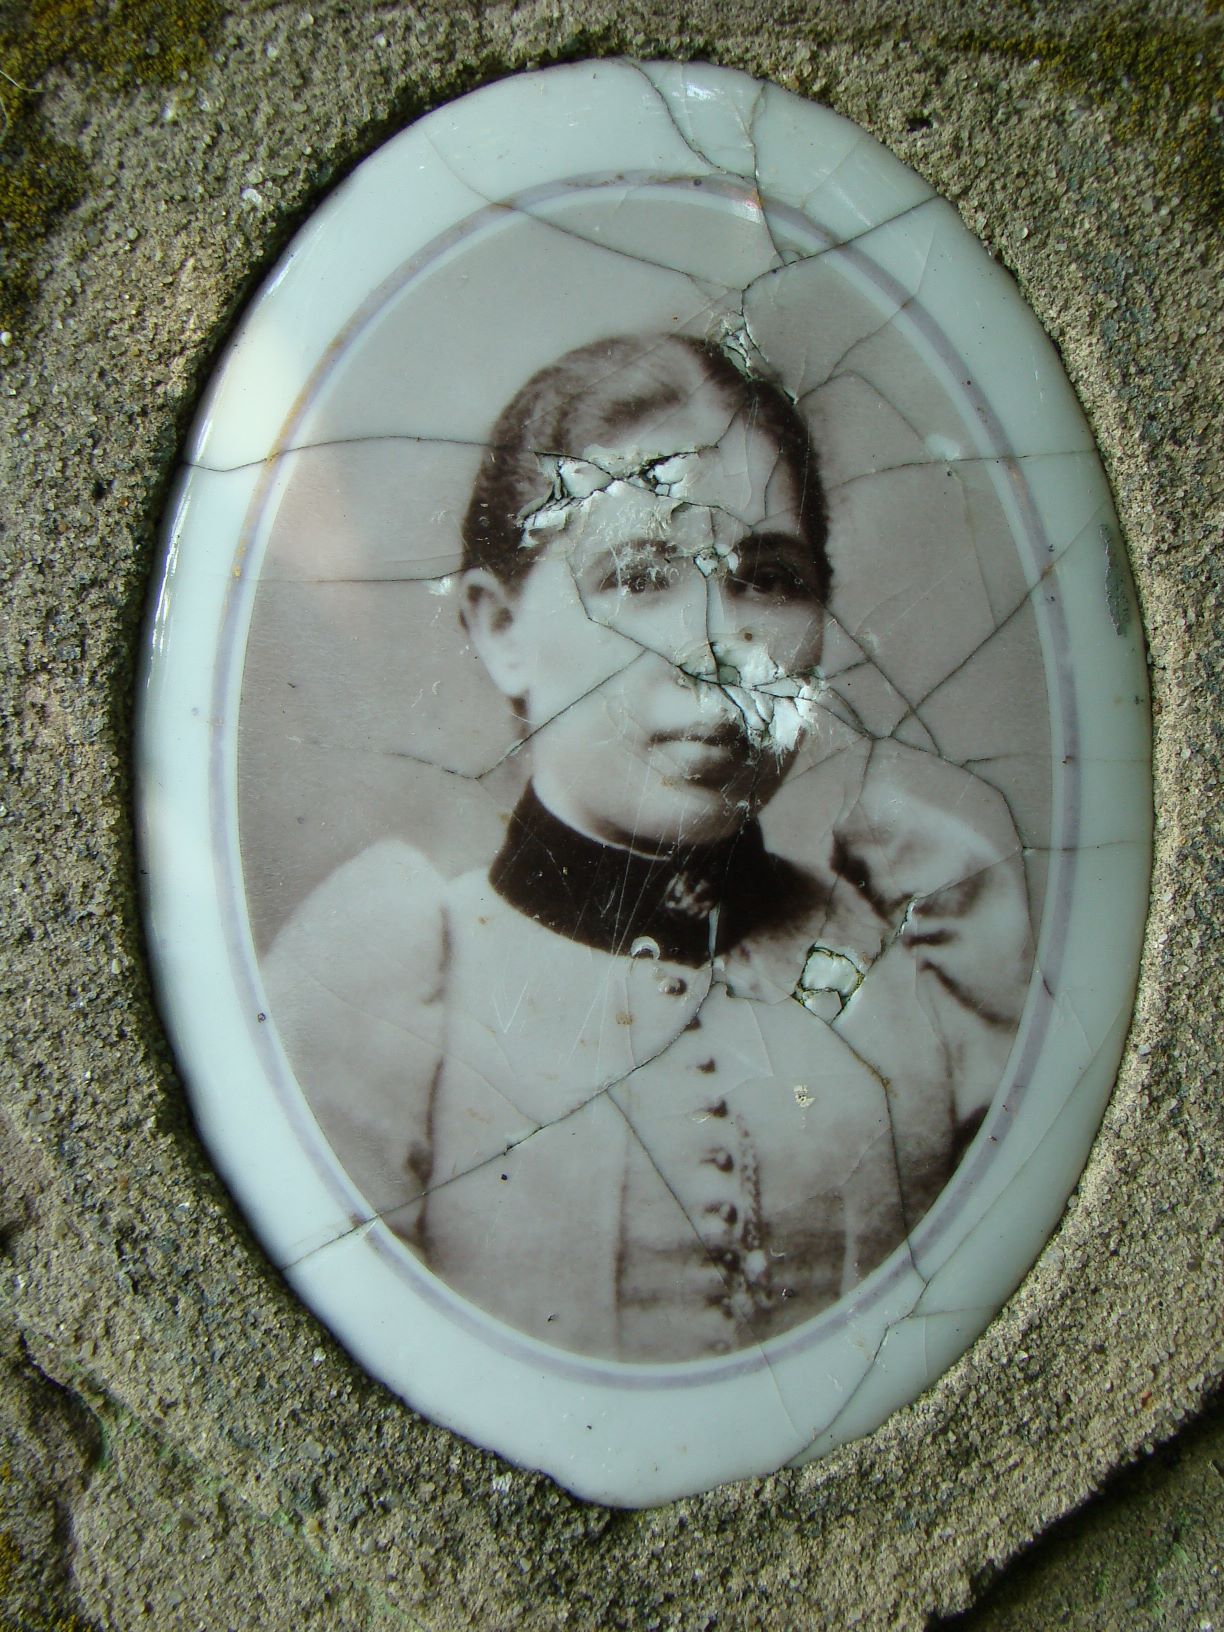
top-left (626, 567), bottom-right (716, 672)
top-left (644, 572), bottom-right (760, 681)
top-left (703, 581), bottom-right (759, 676)
top-left (617, 563), bottom-right (767, 681)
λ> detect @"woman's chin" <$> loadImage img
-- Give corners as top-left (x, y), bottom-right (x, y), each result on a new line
top-left (532, 763), bottom-right (767, 853)
top-left (615, 782), bottom-right (755, 852)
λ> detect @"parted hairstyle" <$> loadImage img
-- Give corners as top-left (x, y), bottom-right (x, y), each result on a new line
top-left (460, 333), bottom-right (831, 604)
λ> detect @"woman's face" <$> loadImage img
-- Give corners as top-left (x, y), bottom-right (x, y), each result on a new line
top-left (464, 383), bottom-right (825, 851)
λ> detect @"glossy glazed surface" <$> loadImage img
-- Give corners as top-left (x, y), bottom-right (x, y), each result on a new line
top-left (139, 60), bottom-right (1151, 1504)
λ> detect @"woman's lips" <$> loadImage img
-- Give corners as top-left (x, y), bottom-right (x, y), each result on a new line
top-left (649, 725), bottom-right (750, 785)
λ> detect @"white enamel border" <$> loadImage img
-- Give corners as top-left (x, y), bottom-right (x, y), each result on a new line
top-left (138, 60), bottom-right (1151, 1506)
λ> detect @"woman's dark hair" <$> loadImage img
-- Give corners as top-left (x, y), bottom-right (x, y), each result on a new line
top-left (460, 333), bottom-right (830, 604)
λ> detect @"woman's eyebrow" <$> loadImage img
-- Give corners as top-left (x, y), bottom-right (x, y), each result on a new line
top-left (737, 529), bottom-right (813, 558)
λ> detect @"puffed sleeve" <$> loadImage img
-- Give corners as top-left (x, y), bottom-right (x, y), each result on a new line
top-left (828, 740), bottom-right (1033, 1210)
top-left (260, 840), bottom-right (448, 1236)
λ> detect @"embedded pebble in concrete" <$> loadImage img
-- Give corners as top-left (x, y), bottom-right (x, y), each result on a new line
top-left (138, 61), bottom-right (1152, 1506)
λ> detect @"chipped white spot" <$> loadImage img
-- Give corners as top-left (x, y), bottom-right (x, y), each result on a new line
top-left (795, 945), bottom-right (865, 1014)
top-left (649, 452), bottom-right (697, 492)
top-left (559, 455), bottom-right (616, 498)
top-left (713, 312), bottom-right (769, 379)
top-left (924, 432), bottom-right (961, 461)
top-left (694, 538), bottom-right (740, 578)
top-left (706, 648), bottom-right (827, 755)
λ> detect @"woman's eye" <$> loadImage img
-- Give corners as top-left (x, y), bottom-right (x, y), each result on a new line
top-left (732, 564), bottom-right (800, 598)
top-left (620, 560), bottom-right (679, 595)
top-left (590, 552), bottom-right (679, 596)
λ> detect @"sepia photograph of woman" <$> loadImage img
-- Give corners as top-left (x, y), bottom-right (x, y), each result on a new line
top-left (265, 331), bottom-right (1033, 1363)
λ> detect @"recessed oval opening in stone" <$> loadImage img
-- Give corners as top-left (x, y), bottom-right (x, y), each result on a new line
top-left (138, 60), bottom-right (1152, 1506)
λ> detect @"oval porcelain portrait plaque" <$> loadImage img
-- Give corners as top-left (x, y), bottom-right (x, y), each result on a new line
top-left (139, 61), bottom-right (1152, 1505)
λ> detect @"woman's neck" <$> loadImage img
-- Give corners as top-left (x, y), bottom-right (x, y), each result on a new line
top-left (488, 782), bottom-right (776, 966)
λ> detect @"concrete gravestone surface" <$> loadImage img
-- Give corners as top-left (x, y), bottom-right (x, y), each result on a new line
top-left (0, 2), bottom-right (1220, 1626)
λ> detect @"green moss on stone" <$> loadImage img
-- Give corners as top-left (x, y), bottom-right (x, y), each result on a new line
top-left (1, 4), bottom-right (1217, 338)
top-left (946, 10), bottom-right (1223, 230)
top-left (0, 1525), bottom-right (94, 1631)
top-left (0, 0), bottom-right (228, 333)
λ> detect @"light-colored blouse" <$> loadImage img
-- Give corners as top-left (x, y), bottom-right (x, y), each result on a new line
top-left (264, 738), bottom-right (1032, 1362)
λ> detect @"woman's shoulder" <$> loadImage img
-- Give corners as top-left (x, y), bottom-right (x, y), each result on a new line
top-left (848, 737), bottom-right (1020, 865)
top-left (260, 841), bottom-right (454, 1226)
top-left (263, 840), bottom-right (451, 1018)
top-left (739, 738), bottom-right (1030, 984)
top-left (792, 736), bottom-right (1023, 911)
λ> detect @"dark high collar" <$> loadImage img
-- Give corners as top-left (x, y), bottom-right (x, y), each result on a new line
top-left (488, 784), bottom-right (799, 967)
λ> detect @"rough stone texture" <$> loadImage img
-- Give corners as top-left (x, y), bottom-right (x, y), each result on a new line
top-left (948, 1395), bottom-right (1224, 1630)
top-left (0, 2), bottom-right (1220, 1627)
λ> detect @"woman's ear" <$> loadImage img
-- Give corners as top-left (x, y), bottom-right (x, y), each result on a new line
top-left (461, 569), bottom-right (527, 701)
